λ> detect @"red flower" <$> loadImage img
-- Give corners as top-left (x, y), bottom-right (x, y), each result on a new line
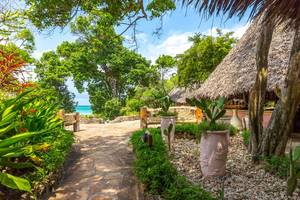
top-left (19, 127), bottom-right (28, 133)
top-left (29, 109), bottom-right (37, 114)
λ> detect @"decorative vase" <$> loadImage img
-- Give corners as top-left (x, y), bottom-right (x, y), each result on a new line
top-left (200, 130), bottom-right (230, 177)
top-left (160, 115), bottom-right (176, 150)
top-left (230, 109), bottom-right (242, 130)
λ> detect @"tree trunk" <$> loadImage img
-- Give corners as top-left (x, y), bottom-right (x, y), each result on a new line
top-left (248, 16), bottom-right (274, 162)
top-left (260, 26), bottom-right (300, 156)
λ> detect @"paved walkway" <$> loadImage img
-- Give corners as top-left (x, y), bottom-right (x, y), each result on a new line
top-left (47, 121), bottom-right (141, 200)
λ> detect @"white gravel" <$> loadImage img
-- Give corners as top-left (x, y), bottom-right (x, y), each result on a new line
top-left (171, 135), bottom-right (300, 200)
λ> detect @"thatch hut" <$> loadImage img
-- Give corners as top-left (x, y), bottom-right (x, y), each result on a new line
top-left (179, 17), bottom-right (293, 102)
top-left (177, 17), bottom-right (299, 131)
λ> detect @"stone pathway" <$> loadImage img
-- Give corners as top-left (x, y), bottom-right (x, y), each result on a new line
top-left (47, 121), bottom-right (140, 200)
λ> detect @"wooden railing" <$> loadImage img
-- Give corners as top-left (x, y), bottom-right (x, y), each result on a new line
top-left (58, 110), bottom-right (80, 132)
top-left (140, 106), bottom-right (203, 128)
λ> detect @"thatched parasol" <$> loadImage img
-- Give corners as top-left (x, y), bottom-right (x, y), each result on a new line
top-left (184, 17), bottom-right (293, 100)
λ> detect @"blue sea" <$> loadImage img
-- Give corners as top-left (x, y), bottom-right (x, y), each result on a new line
top-left (76, 105), bottom-right (92, 115)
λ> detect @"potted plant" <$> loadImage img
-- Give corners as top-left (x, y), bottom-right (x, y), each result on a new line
top-left (187, 97), bottom-right (229, 177)
top-left (159, 95), bottom-right (176, 151)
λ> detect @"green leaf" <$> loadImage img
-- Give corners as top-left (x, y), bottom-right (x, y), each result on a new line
top-left (0, 123), bottom-right (17, 136)
top-left (0, 130), bottom-right (47, 148)
top-left (214, 109), bottom-right (226, 121)
top-left (0, 172), bottom-right (31, 192)
top-left (0, 112), bottom-right (17, 127)
top-left (1, 105), bottom-right (15, 119)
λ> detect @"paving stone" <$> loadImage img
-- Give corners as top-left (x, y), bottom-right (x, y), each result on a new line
top-left (47, 121), bottom-right (140, 200)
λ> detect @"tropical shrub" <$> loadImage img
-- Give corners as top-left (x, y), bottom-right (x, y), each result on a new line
top-left (103, 98), bottom-right (122, 120)
top-left (130, 128), bottom-right (214, 200)
top-left (186, 97), bottom-right (226, 127)
top-left (159, 95), bottom-right (175, 116)
top-left (0, 89), bottom-right (74, 193)
top-left (121, 98), bottom-right (143, 116)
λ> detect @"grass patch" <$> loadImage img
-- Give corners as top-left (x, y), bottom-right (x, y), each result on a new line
top-left (241, 130), bottom-right (250, 146)
top-left (130, 128), bottom-right (214, 200)
top-left (263, 156), bottom-right (290, 178)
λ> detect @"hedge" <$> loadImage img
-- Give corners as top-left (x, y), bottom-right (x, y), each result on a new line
top-left (130, 128), bottom-right (214, 200)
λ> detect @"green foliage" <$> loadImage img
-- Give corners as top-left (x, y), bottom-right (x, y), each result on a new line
top-left (241, 130), bottom-right (250, 146)
top-left (175, 123), bottom-right (201, 143)
top-left (54, 14), bottom-right (155, 116)
top-left (0, 89), bottom-right (74, 193)
top-left (175, 123), bottom-right (199, 135)
top-left (177, 31), bottom-right (237, 86)
top-left (187, 97), bottom-right (226, 130)
top-left (121, 98), bottom-right (143, 116)
top-left (103, 98), bottom-right (122, 120)
top-left (159, 96), bottom-right (175, 116)
top-left (264, 156), bottom-right (290, 178)
top-left (154, 55), bottom-right (176, 91)
top-left (25, 0), bottom-right (176, 29)
top-left (130, 129), bottom-right (214, 200)
top-left (287, 146), bottom-right (300, 196)
top-left (198, 120), bottom-right (229, 132)
top-left (139, 86), bottom-right (166, 108)
top-left (228, 125), bottom-right (239, 136)
top-left (35, 51), bottom-right (76, 112)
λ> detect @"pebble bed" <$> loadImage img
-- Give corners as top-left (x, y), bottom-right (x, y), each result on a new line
top-left (171, 135), bottom-right (300, 200)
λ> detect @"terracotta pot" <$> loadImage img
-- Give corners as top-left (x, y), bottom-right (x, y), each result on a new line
top-left (200, 130), bottom-right (230, 177)
top-left (160, 115), bottom-right (176, 150)
top-left (230, 109), bottom-right (242, 130)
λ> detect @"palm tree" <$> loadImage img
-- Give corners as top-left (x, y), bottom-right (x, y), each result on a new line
top-left (180, 0), bottom-right (300, 159)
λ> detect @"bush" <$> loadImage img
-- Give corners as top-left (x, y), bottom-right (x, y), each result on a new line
top-left (103, 98), bottom-right (122, 120)
top-left (130, 128), bottom-right (214, 200)
top-left (0, 89), bottom-right (74, 194)
top-left (241, 130), bottom-right (250, 146)
top-left (26, 129), bottom-right (74, 187)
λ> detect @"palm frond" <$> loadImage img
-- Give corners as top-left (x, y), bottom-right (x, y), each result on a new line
top-left (180, 0), bottom-right (300, 28)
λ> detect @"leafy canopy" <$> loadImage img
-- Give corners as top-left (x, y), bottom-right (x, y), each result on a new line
top-left (177, 30), bottom-right (236, 86)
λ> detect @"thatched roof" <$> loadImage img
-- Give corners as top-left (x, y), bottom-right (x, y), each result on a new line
top-left (169, 84), bottom-right (201, 103)
top-left (183, 17), bottom-right (293, 100)
top-left (169, 87), bottom-right (186, 102)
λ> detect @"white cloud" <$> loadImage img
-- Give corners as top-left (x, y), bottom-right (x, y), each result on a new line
top-left (139, 23), bottom-right (249, 63)
top-left (32, 49), bottom-right (53, 59)
top-left (205, 23), bottom-right (250, 39)
top-left (141, 32), bottom-right (193, 63)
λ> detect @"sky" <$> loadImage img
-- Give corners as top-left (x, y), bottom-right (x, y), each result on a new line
top-left (31, 4), bottom-right (250, 105)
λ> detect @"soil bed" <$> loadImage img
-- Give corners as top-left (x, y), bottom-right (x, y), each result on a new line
top-left (171, 135), bottom-right (300, 200)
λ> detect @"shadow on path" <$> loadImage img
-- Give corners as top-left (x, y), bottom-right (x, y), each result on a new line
top-left (47, 122), bottom-right (140, 200)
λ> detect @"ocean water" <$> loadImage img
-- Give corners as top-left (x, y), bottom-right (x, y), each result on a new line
top-left (76, 105), bottom-right (92, 115)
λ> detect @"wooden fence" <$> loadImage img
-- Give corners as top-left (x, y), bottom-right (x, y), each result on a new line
top-left (58, 110), bottom-right (80, 132)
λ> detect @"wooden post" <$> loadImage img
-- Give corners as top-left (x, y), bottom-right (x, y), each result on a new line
top-left (140, 107), bottom-right (148, 128)
top-left (195, 107), bottom-right (203, 123)
top-left (57, 109), bottom-right (65, 120)
top-left (74, 112), bottom-right (80, 132)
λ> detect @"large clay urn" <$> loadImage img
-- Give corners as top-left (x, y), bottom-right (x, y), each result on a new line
top-left (160, 115), bottom-right (176, 150)
top-left (200, 130), bottom-right (230, 177)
